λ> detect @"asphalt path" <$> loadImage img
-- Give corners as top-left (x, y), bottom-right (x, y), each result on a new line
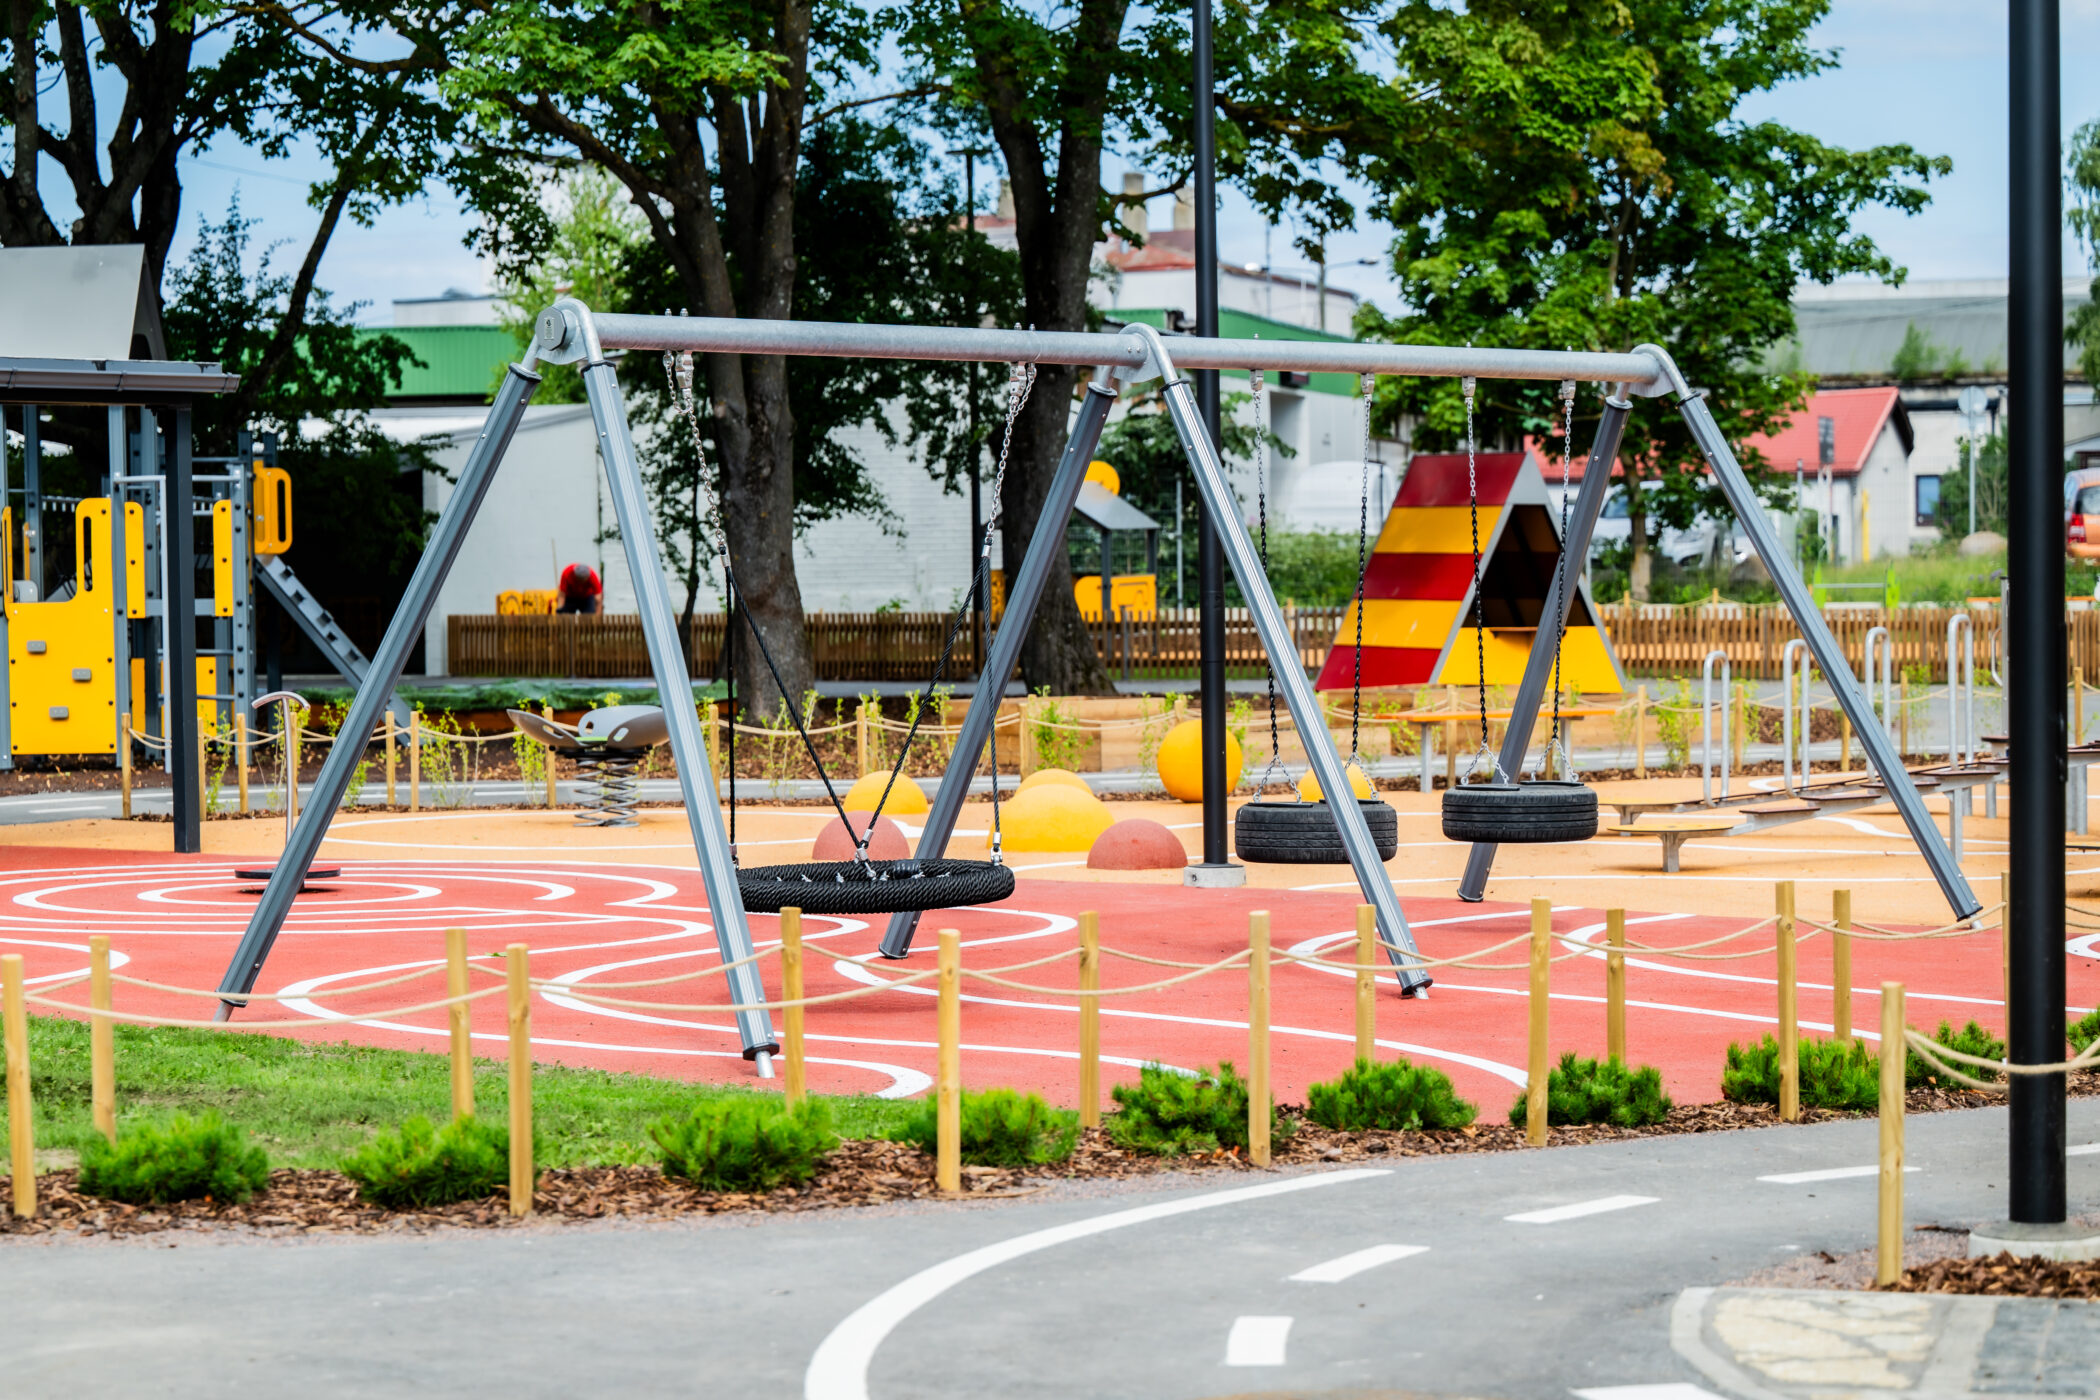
top-left (3, 1100), bottom-right (2096, 1399)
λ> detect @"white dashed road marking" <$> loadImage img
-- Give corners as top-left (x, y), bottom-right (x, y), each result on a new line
top-left (1572, 1386), bottom-right (1729, 1400)
top-left (1759, 1165), bottom-right (1918, 1184)
top-left (2070, 1143), bottom-right (2100, 1156)
top-left (1505, 1195), bottom-right (1659, 1225)
top-left (1288, 1244), bottom-right (1429, 1282)
top-left (1224, 1316), bottom-right (1292, 1367)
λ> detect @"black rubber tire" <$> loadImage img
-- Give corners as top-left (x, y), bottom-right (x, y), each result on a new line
top-left (1233, 799), bottom-right (1401, 864)
top-left (1440, 781), bottom-right (1598, 844)
top-left (737, 859), bottom-right (1015, 915)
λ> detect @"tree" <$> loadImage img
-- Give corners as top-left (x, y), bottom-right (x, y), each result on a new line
top-left (493, 168), bottom-right (647, 405)
top-left (2063, 118), bottom-right (2100, 384)
top-left (1933, 428), bottom-right (2009, 540)
top-left (1328, 0), bottom-right (1946, 600)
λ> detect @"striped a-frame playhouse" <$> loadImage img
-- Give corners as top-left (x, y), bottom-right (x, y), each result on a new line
top-left (1314, 449), bottom-right (1626, 693)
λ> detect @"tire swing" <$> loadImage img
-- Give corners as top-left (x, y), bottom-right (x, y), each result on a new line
top-left (663, 352), bottom-right (1023, 917)
top-left (1235, 370), bottom-right (1400, 865)
top-left (1439, 375), bottom-right (1599, 845)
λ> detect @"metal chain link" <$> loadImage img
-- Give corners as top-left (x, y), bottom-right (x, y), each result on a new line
top-left (1251, 369), bottom-right (1287, 792)
top-left (1546, 377), bottom-right (1578, 780)
top-left (1460, 376), bottom-right (1501, 782)
top-left (1351, 372), bottom-right (1373, 766)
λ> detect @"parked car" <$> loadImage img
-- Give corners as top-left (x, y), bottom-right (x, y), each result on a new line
top-left (2066, 468), bottom-right (2100, 559)
top-left (1551, 483), bottom-right (1738, 567)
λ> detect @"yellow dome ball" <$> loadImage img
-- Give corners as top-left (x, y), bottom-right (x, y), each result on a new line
top-left (1298, 760), bottom-right (1375, 802)
top-left (842, 771), bottom-right (929, 815)
top-left (987, 783), bottom-right (1116, 852)
top-left (1017, 768), bottom-right (1092, 796)
top-left (1155, 719), bottom-right (1244, 803)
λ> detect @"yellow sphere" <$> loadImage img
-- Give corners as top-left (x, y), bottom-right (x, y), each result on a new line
top-left (1155, 720), bottom-right (1244, 803)
top-left (842, 771), bottom-right (929, 815)
top-left (1298, 760), bottom-right (1375, 802)
top-left (1018, 768), bottom-right (1092, 796)
top-left (987, 783), bottom-right (1116, 852)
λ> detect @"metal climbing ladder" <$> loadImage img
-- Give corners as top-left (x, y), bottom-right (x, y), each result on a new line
top-left (256, 554), bottom-right (411, 726)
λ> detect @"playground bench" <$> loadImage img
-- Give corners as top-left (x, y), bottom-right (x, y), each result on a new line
top-left (1607, 818), bottom-right (1743, 873)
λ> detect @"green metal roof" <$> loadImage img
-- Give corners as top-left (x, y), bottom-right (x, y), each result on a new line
top-left (361, 324), bottom-right (520, 402)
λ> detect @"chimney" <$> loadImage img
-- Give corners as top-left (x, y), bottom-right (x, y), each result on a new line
top-left (1173, 185), bottom-right (1195, 231)
top-left (996, 178), bottom-right (1015, 221)
top-left (1123, 172), bottom-right (1146, 200)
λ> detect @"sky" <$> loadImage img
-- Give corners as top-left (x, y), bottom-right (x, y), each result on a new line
top-left (160, 0), bottom-right (2100, 326)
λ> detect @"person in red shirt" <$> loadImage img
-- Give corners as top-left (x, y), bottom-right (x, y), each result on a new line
top-left (557, 563), bottom-right (602, 615)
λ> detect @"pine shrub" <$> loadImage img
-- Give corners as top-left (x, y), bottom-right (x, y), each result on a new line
top-left (1721, 1035), bottom-right (1881, 1112)
top-left (1305, 1057), bottom-right (1477, 1132)
top-left (1107, 1062), bottom-right (1291, 1156)
top-left (77, 1112), bottom-right (270, 1205)
top-left (340, 1114), bottom-right (510, 1208)
top-left (2072, 1008), bottom-right (2100, 1055)
top-left (1906, 1020), bottom-right (2005, 1088)
top-left (649, 1096), bottom-right (837, 1192)
top-left (1508, 1053), bottom-right (1672, 1130)
top-left (890, 1088), bottom-right (1080, 1166)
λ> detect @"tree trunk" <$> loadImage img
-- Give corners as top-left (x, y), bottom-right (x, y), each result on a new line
top-left (1002, 368), bottom-right (1113, 696)
top-left (1627, 493), bottom-right (1653, 602)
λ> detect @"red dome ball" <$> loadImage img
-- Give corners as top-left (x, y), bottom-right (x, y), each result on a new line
top-left (1086, 818), bottom-right (1188, 871)
top-left (812, 812), bottom-right (911, 862)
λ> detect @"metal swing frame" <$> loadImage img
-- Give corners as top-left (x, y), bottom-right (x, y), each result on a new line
top-left (209, 303), bottom-right (1973, 1070)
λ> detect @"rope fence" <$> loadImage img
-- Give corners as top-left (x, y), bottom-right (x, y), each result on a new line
top-left (0, 875), bottom-right (2063, 1223)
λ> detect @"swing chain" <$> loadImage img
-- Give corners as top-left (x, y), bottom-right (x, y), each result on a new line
top-left (1460, 377), bottom-right (1503, 784)
top-left (1350, 372), bottom-right (1372, 769)
top-left (1250, 369), bottom-right (1288, 794)
top-left (1544, 377), bottom-right (1578, 781)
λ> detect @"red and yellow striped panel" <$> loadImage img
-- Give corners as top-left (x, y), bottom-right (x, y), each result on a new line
top-left (1393, 453), bottom-right (1526, 509)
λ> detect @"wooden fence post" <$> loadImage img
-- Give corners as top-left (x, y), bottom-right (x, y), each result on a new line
top-left (1777, 881), bottom-right (1799, 1121)
top-left (936, 928), bottom-right (961, 1194)
top-left (1606, 908), bottom-right (1627, 1063)
top-left (447, 928), bottom-right (474, 1122)
top-left (3, 954), bottom-right (33, 1219)
top-left (90, 935), bottom-right (114, 1143)
top-left (1527, 899), bottom-right (1551, 1146)
top-left (1832, 890), bottom-right (1853, 1044)
top-left (782, 907), bottom-right (807, 1108)
top-left (1248, 910), bottom-right (1271, 1168)
top-left (384, 718), bottom-right (397, 808)
top-left (237, 713), bottom-right (250, 815)
top-left (408, 710), bottom-right (421, 813)
top-left (1634, 685), bottom-right (1648, 779)
top-left (1355, 904), bottom-right (1376, 1063)
top-left (506, 943), bottom-right (532, 1217)
top-left (1078, 911), bottom-right (1100, 1128)
top-left (1877, 980), bottom-right (1907, 1286)
top-left (119, 712), bottom-right (133, 819)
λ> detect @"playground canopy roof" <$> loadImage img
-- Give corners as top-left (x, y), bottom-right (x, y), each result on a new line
top-left (0, 357), bottom-right (239, 406)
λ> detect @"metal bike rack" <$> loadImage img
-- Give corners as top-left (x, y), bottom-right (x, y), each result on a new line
top-left (1701, 649), bottom-right (1730, 804)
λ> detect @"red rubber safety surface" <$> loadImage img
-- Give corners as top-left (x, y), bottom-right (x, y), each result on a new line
top-left (0, 845), bottom-right (2086, 1110)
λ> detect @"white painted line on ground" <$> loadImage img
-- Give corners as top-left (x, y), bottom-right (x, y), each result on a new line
top-left (1506, 1195), bottom-right (1659, 1225)
top-left (1224, 1316), bottom-right (1292, 1366)
top-left (1572, 1385), bottom-right (1729, 1400)
top-left (1288, 1244), bottom-right (1428, 1282)
top-left (1760, 1165), bottom-right (1919, 1184)
top-left (2070, 1143), bottom-right (2100, 1157)
top-left (803, 1170), bottom-right (1388, 1400)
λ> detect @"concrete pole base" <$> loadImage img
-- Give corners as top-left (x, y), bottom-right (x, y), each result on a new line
top-left (1182, 861), bottom-right (1247, 888)
top-left (1968, 1220), bottom-right (2100, 1261)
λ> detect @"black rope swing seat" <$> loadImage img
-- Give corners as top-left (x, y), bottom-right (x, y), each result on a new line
top-left (665, 352), bottom-right (1025, 917)
top-left (1438, 375), bottom-right (1598, 846)
top-left (1234, 369), bottom-right (1401, 865)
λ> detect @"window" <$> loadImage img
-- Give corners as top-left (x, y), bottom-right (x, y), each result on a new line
top-left (1914, 475), bottom-right (1941, 528)
top-left (2079, 485), bottom-right (2100, 514)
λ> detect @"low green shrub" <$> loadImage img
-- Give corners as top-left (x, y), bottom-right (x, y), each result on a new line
top-left (78, 1112), bottom-right (270, 1204)
top-left (890, 1088), bottom-right (1080, 1166)
top-left (1305, 1057), bottom-right (1477, 1132)
top-left (1508, 1053), bottom-right (1672, 1129)
top-left (649, 1096), bottom-right (837, 1191)
top-left (1906, 1020), bottom-right (2005, 1088)
top-left (340, 1114), bottom-right (510, 1208)
top-left (2069, 1008), bottom-right (2100, 1055)
top-left (1721, 1035), bottom-right (1881, 1112)
top-left (1108, 1062), bottom-right (1291, 1156)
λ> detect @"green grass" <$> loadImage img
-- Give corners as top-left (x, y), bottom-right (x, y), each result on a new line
top-left (2, 1016), bottom-right (918, 1170)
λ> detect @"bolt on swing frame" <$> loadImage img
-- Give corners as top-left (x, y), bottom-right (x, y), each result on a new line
top-left (208, 303), bottom-right (1972, 1071)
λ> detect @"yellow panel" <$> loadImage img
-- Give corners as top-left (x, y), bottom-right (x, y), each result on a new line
top-left (124, 501), bottom-right (145, 617)
top-left (212, 499), bottom-right (234, 618)
top-left (253, 465), bottom-right (292, 554)
top-left (124, 658), bottom-right (221, 740)
top-left (2, 505), bottom-right (13, 614)
top-left (9, 502), bottom-right (116, 755)
top-left (1435, 626), bottom-right (1621, 690)
top-left (1075, 574), bottom-right (1158, 621)
top-left (1374, 506), bottom-right (1501, 555)
top-left (1331, 597), bottom-right (1465, 650)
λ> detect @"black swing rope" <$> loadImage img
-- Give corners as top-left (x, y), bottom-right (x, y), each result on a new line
top-left (1545, 377), bottom-right (1577, 778)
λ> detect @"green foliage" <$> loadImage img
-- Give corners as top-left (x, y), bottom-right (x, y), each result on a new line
top-left (1306, 1057), bottom-right (1477, 1132)
top-left (494, 170), bottom-right (645, 405)
top-left (1931, 430), bottom-right (2009, 540)
top-left (1655, 678), bottom-right (1697, 771)
top-left (2070, 1008), bottom-right (2100, 1055)
top-left (1108, 1062), bottom-right (1290, 1156)
top-left (890, 1088), bottom-right (1080, 1167)
top-left (339, 1114), bottom-right (510, 1208)
top-left (1907, 1021), bottom-right (2005, 1088)
top-left (649, 1097), bottom-right (838, 1192)
top-left (1889, 321), bottom-right (1971, 382)
top-left (1721, 1035), bottom-right (1881, 1112)
top-left (1030, 689), bottom-right (1090, 773)
top-left (77, 1112), bottom-right (270, 1205)
top-left (1509, 1054), bottom-right (1672, 1129)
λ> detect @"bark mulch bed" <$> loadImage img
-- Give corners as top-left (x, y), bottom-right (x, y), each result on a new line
top-left (1889, 1251), bottom-right (2100, 1299)
top-left (0, 1093), bottom-right (2019, 1242)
